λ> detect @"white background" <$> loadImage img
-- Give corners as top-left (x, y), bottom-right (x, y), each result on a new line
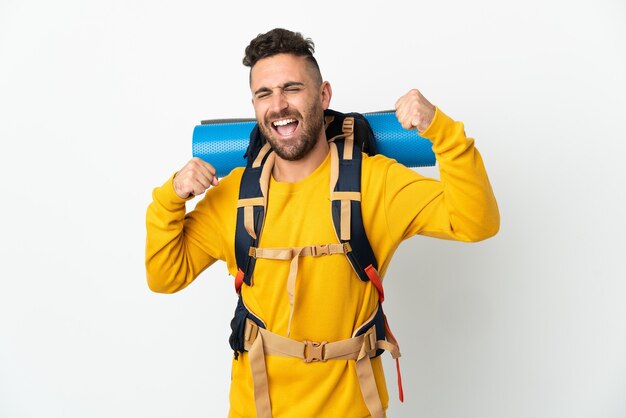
top-left (1, 0), bottom-right (625, 417)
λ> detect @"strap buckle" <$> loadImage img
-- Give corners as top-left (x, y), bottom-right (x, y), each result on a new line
top-left (303, 340), bottom-right (328, 363)
top-left (244, 319), bottom-right (259, 343)
top-left (363, 326), bottom-right (377, 355)
top-left (342, 118), bottom-right (354, 134)
top-left (311, 244), bottom-right (329, 257)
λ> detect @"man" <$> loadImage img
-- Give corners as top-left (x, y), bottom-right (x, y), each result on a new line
top-left (146, 28), bottom-right (499, 418)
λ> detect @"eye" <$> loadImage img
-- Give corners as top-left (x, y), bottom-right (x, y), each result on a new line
top-left (284, 85), bottom-right (303, 93)
top-left (255, 91), bottom-right (271, 100)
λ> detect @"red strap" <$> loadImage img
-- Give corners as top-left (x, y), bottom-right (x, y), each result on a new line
top-left (364, 264), bottom-right (384, 302)
top-left (234, 268), bottom-right (244, 293)
top-left (383, 313), bottom-right (398, 346)
top-left (364, 265), bottom-right (403, 401)
top-left (384, 312), bottom-right (404, 402)
top-left (396, 358), bottom-right (404, 402)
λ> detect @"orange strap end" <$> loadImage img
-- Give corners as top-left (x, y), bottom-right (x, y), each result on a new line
top-left (364, 264), bottom-right (384, 303)
top-left (396, 358), bottom-right (404, 402)
top-left (235, 269), bottom-right (245, 293)
top-left (384, 313), bottom-right (403, 402)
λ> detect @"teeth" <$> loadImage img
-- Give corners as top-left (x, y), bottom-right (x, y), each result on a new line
top-left (273, 118), bottom-right (296, 127)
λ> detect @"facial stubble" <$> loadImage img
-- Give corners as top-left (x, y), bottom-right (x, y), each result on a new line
top-left (260, 101), bottom-right (324, 161)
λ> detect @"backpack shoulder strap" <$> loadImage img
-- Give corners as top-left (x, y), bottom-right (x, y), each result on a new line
top-left (327, 116), bottom-right (382, 296)
top-left (234, 142), bottom-right (274, 292)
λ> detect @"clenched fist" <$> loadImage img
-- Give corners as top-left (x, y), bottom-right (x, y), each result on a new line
top-left (173, 157), bottom-right (219, 199)
top-left (394, 89), bottom-right (436, 133)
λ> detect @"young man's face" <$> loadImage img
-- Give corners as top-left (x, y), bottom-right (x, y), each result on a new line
top-left (250, 53), bottom-right (331, 161)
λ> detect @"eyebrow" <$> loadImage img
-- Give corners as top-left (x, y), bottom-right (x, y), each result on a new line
top-left (253, 81), bottom-right (305, 96)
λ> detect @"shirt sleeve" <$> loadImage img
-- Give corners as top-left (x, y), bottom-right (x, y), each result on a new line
top-left (384, 107), bottom-right (500, 245)
top-left (144, 170), bottom-right (240, 293)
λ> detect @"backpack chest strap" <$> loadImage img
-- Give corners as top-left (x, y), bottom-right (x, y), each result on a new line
top-left (249, 243), bottom-right (350, 259)
top-left (249, 243), bottom-right (350, 337)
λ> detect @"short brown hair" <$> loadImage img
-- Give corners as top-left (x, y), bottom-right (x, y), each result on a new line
top-left (243, 28), bottom-right (322, 84)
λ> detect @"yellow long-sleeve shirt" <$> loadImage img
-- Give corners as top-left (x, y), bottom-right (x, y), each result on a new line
top-left (145, 108), bottom-right (499, 417)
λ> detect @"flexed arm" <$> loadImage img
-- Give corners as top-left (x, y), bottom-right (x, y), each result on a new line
top-left (145, 158), bottom-right (221, 293)
top-left (386, 89), bottom-right (500, 243)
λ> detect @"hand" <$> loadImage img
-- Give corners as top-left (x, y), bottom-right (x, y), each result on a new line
top-left (394, 89), bottom-right (436, 133)
top-left (173, 157), bottom-right (219, 199)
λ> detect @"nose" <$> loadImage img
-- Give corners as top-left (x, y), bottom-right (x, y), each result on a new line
top-left (270, 90), bottom-right (288, 114)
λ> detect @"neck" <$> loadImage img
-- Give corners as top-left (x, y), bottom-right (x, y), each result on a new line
top-left (272, 135), bottom-right (329, 183)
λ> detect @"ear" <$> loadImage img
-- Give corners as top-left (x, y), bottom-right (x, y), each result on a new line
top-left (320, 81), bottom-right (332, 110)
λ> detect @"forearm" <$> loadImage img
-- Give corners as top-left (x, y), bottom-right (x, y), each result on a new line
top-left (145, 175), bottom-right (215, 293)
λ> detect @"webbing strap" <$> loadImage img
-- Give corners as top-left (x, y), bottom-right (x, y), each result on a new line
top-left (249, 332), bottom-right (272, 418)
top-left (259, 153), bottom-right (274, 204)
top-left (331, 191), bottom-right (361, 201)
top-left (361, 266), bottom-right (405, 402)
top-left (329, 118), bottom-right (356, 241)
top-left (329, 143), bottom-right (352, 241)
top-left (242, 152), bottom-right (275, 240)
top-left (244, 319), bottom-right (398, 418)
top-left (249, 244), bottom-right (348, 336)
top-left (383, 312), bottom-right (404, 402)
top-left (244, 319), bottom-right (397, 359)
top-left (243, 206), bottom-right (256, 239)
top-left (253, 143), bottom-right (272, 168)
top-left (237, 197), bottom-right (265, 207)
top-left (285, 247), bottom-right (304, 337)
top-left (249, 244), bottom-right (348, 260)
top-left (329, 142), bottom-right (340, 196)
top-left (355, 345), bottom-right (384, 418)
top-left (342, 117), bottom-right (355, 160)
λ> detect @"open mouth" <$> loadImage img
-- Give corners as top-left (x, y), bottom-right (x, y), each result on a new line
top-left (272, 118), bottom-right (299, 137)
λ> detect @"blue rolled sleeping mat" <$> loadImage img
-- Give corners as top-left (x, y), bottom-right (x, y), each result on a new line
top-left (192, 110), bottom-right (436, 178)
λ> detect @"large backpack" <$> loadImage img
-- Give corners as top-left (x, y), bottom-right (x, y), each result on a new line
top-left (228, 109), bottom-right (403, 418)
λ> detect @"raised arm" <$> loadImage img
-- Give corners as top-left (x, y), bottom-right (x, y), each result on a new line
top-left (145, 158), bottom-right (220, 293)
top-left (386, 89), bottom-right (500, 243)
